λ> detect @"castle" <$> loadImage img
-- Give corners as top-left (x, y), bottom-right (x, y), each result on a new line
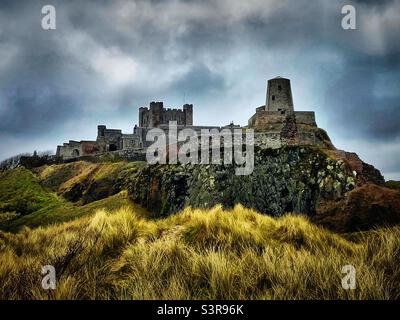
top-left (56, 77), bottom-right (327, 160)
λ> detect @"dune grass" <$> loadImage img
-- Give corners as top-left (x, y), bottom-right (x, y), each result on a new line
top-left (0, 204), bottom-right (398, 300)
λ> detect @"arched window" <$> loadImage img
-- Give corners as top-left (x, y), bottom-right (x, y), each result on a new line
top-left (72, 149), bottom-right (80, 157)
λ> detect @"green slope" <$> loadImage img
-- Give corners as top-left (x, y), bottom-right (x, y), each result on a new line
top-left (0, 163), bottom-right (147, 232)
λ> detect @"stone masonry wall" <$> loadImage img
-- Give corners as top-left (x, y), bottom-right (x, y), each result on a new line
top-left (294, 111), bottom-right (316, 126)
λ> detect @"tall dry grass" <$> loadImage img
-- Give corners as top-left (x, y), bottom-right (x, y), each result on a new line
top-left (0, 205), bottom-right (398, 300)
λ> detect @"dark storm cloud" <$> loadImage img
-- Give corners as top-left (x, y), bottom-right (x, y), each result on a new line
top-left (0, 85), bottom-right (79, 136)
top-left (0, 0), bottom-right (82, 136)
top-left (0, 0), bottom-right (399, 173)
top-left (325, 52), bottom-right (400, 140)
top-left (170, 64), bottom-right (227, 96)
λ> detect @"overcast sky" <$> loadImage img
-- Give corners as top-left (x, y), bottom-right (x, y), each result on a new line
top-left (0, 0), bottom-right (399, 179)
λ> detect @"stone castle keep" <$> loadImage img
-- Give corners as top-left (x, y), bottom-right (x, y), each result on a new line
top-left (56, 77), bottom-right (327, 160)
top-left (139, 102), bottom-right (193, 127)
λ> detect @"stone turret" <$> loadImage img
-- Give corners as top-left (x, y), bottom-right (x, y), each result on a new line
top-left (266, 77), bottom-right (294, 113)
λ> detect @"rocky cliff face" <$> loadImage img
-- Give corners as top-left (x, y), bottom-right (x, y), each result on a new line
top-left (314, 183), bottom-right (400, 232)
top-left (123, 145), bottom-right (384, 220)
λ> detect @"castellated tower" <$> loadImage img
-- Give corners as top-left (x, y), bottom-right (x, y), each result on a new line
top-left (149, 101), bottom-right (164, 127)
top-left (265, 77), bottom-right (294, 113)
top-left (138, 102), bottom-right (194, 128)
top-left (183, 103), bottom-right (193, 126)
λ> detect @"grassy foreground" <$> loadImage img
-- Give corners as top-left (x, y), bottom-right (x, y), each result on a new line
top-left (0, 204), bottom-right (399, 300)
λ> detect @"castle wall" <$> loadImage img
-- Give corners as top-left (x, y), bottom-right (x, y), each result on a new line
top-left (56, 140), bottom-right (99, 160)
top-left (254, 132), bottom-right (318, 150)
top-left (294, 111), bottom-right (316, 126)
top-left (296, 132), bottom-right (317, 146)
top-left (248, 110), bottom-right (316, 130)
top-left (248, 110), bottom-right (286, 131)
top-left (96, 126), bottom-right (123, 152)
top-left (57, 141), bottom-right (81, 159)
top-left (122, 134), bottom-right (140, 150)
top-left (162, 108), bottom-right (186, 125)
top-left (134, 123), bottom-right (241, 149)
top-left (254, 132), bottom-right (282, 149)
top-left (81, 141), bottom-right (100, 155)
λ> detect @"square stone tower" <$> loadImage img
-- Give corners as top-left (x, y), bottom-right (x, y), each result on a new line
top-left (183, 103), bottom-right (193, 126)
top-left (265, 76), bottom-right (294, 113)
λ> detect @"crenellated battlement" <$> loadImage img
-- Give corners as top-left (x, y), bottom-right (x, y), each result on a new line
top-left (139, 102), bottom-right (193, 128)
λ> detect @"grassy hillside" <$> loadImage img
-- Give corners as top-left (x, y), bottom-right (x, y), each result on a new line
top-left (385, 180), bottom-right (400, 190)
top-left (0, 205), bottom-right (398, 299)
top-left (0, 168), bottom-right (64, 218)
top-left (35, 161), bottom-right (145, 204)
top-left (0, 162), bottom-right (146, 232)
top-left (2, 191), bottom-right (147, 232)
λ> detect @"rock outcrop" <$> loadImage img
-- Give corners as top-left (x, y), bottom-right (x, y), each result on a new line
top-left (124, 146), bottom-right (370, 219)
top-left (325, 150), bottom-right (384, 186)
top-left (314, 184), bottom-right (400, 232)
